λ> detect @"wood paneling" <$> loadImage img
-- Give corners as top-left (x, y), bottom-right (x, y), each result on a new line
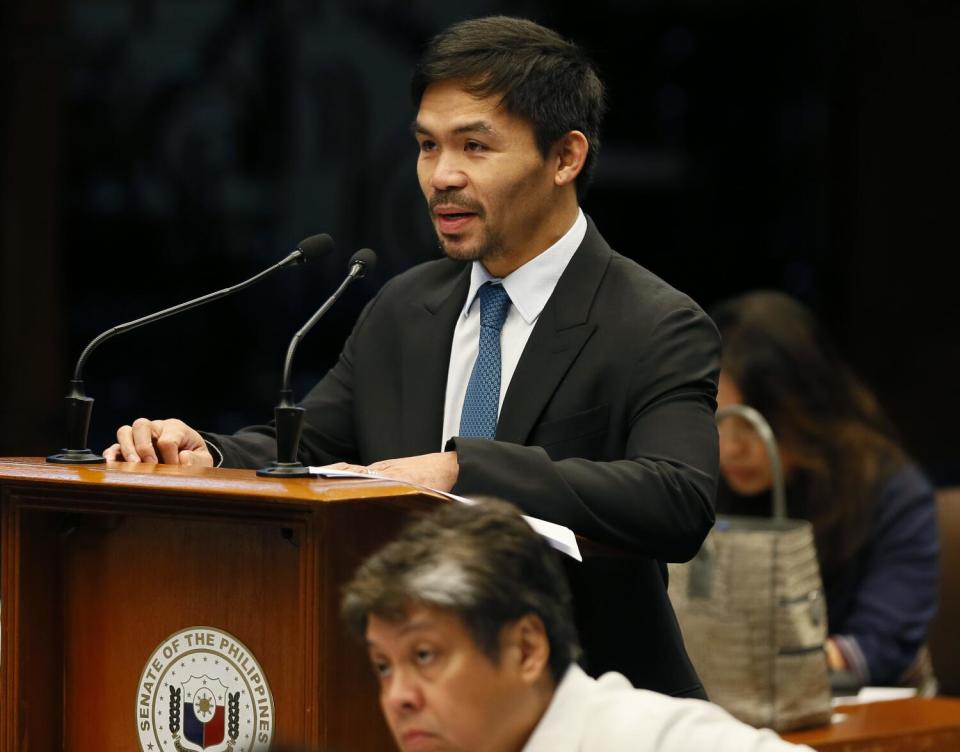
top-left (0, 458), bottom-right (442, 751)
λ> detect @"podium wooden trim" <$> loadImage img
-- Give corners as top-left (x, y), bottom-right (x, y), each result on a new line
top-left (0, 457), bottom-right (445, 751)
top-left (781, 697), bottom-right (960, 750)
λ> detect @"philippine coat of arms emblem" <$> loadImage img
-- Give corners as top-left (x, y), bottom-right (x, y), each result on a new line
top-left (136, 627), bottom-right (274, 752)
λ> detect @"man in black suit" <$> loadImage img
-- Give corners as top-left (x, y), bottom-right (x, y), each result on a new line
top-left (105, 16), bottom-right (720, 698)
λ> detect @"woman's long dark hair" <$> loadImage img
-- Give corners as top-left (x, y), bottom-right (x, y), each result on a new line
top-left (711, 291), bottom-right (904, 576)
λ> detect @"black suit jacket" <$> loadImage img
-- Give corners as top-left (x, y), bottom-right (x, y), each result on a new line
top-left (210, 219), bottom-right (720, 696)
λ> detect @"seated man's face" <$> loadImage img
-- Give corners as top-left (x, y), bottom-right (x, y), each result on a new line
top-left (365, 603), bottom-right (538, 752)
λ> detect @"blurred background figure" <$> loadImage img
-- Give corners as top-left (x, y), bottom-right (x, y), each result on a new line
top-left (710, 291), bottom-right (939, 690)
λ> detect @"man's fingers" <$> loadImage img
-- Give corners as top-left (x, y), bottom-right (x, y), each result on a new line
top-left (131, 418), bottom-right (160, 463)
top-left (110, 417), bottom-right (208, 465)
top-left (116, 425), bottom-right (141, 463)
top-left (179, 448), bottom-right (214, 467)
top-left (103, 443), bottom-right (121, 461)
top-left (155, 423), bottom-right (187, 465)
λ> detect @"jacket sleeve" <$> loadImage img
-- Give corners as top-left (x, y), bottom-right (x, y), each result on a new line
top-left (451, 305), bottom-right (720, 563)
top-left (831, 465), bottom-right (940, 684)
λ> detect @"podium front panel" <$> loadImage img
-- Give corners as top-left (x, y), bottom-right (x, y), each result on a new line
top-left (0, 459), bottom-right (441, 751)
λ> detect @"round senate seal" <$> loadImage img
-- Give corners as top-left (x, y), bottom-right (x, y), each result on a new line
top-left (136, 626), bottom-right (275, 752)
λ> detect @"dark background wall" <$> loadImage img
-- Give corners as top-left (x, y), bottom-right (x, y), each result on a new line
top-left (2, 0), bottom-right (958, 483)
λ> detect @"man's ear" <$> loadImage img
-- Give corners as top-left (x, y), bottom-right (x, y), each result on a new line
top-left (503, 613), bottom-right (551, 684)
top-left (553, 130), bottom-right (589, 188)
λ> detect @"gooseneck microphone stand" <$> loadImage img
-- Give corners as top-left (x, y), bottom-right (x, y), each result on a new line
top-left (47, 234), bottom-right (334, 464)
top-left (258, 248), bottom-right (376, 477)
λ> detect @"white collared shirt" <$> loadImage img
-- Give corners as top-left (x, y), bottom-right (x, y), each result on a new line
top-left (441, 209), bottom-right (587, 448)
top-left (523, 664), bottom-right (812, 752)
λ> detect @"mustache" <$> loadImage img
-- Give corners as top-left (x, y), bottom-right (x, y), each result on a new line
top-left (429, 192), bottom-right (484, 215)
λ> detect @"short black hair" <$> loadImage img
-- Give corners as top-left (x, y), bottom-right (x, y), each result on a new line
top-left (412, 16), bottom-right (606, 199)
top-left (341, 498), bottom-right (581, 683)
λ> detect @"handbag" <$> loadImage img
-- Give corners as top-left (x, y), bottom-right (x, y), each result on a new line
top-left (667, 405), bottom-right (832, 731)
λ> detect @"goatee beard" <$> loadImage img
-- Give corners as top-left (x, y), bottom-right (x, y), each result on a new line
top-left (437, 230), bottom-right (506, 264)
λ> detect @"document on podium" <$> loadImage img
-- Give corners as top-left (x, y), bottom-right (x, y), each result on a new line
top-left (310, 466), bottom-right (582, 562)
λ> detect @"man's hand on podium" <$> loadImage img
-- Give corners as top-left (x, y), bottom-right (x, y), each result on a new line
top-left (325, 451), bottom-right (459, 493)
top-left (103, 418), bottom-right (214, 466)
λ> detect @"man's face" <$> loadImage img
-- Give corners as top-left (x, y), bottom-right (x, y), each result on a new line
top-left (414, 80), bottom-right (562, 273)
top-left (366, 604), bottom-right (536, 752)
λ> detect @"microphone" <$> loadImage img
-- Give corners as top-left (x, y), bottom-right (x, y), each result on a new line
top-left (47, 234), bottom-right (335, 465)
top-left (258, 248), bottom-right (377, 477)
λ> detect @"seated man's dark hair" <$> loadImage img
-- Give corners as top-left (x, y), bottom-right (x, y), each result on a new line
top-left (411, 16), bottom-right (606, 199)
top-left (341, 498), bottom-right (581, 682)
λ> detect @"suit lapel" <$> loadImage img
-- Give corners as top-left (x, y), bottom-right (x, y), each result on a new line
top-left (400, 264), bottom-right (471, 455)
top-left (496, 220), bottom-right (612, 445)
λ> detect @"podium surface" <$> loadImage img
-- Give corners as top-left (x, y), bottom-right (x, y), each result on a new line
top-left (0, 457), bottom-right (444, 751)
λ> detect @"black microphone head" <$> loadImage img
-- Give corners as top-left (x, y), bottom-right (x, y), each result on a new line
top-left (348, 248), bottom-right (377, 278)
top-left (293, 233), bottom-right (335, 265)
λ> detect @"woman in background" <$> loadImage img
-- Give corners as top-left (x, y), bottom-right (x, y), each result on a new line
top-left (710, 291), bottom-right (939, 689)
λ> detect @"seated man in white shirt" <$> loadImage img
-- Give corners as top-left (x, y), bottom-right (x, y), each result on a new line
top-left (341, 500), bottom-right (812, 752)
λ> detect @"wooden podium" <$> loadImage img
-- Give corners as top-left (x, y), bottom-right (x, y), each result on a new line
top-left (0, 457), bottom-right (444, 751)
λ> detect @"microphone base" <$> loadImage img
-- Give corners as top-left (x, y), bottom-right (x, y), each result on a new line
top-left (47, 449), bottom-right (106, 464)
top-left (257, 461), bottom-right (312, 478)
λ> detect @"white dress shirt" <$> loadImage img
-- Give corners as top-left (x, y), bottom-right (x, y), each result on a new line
top-left (523, 665), bottom-right (813, 752)
top-left (441, 209), bottom-right (587, 448)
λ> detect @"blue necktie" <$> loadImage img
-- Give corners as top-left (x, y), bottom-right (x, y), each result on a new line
top-left (459, 283), bottom-right (511, 439)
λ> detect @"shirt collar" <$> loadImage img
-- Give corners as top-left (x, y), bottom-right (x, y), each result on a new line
top-left (460, 208), bottom-right (587, 324)
top-left (522, 664), bottom-right (594, 751)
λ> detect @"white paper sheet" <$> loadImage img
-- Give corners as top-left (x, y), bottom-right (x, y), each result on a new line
top-left (309, 466), bottom-right (582, 561)
top-left (831, 686), bottom-right (917, 706)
